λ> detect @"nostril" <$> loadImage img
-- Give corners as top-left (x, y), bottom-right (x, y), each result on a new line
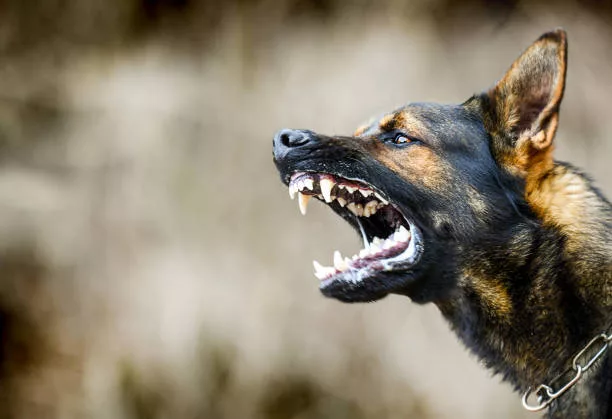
top-left (273, 129), bottom-right (314, 157)
top-left (279, 131), bottom-right (292, 148)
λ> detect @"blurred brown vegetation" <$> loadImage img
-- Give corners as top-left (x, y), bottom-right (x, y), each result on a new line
top-left (0, 1), bottom-right (611, 418)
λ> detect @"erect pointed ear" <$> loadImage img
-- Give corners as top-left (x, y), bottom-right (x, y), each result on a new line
top-left (482, 29), bottom-right (567, 165)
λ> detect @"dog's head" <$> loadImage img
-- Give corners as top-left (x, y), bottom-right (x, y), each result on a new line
top-left (272, 30), bottom-right (567, 303)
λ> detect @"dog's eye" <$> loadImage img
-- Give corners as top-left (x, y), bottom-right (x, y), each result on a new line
top-left (391, 133), bottom-right (418, 146)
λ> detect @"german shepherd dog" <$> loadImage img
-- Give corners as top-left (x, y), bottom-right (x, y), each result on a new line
top-left (272, 30), bottom-right (612, 417)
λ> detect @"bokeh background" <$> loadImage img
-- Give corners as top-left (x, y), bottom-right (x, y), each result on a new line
top-left (1, 1), bottom-right (611, 418)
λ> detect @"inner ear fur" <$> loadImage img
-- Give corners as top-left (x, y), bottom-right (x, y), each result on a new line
top-left (482, 29), bottom-right (567, 166)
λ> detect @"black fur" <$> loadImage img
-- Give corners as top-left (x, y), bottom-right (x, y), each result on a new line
top-left (272, 29), bottom-right (612, 417)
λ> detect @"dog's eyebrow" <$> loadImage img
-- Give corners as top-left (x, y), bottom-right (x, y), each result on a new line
top-left (378, 114), bottom-right (397, 131)
top-left (394, 111), bottom-right (427, 138)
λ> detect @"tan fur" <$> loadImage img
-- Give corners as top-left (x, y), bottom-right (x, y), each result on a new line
top-left (367, 141), bottom-right (449, 190)
top-left (395, 111), bottom-right (427, 139)
top-left (463, 270), bottom-right (513, 318)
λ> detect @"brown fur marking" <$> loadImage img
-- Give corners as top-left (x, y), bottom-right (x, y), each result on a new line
top-left (394, 111), bottom-right (427, 139)
top-left (366, 141), bottom-right (449, 190)
top-left (462, 269), bottom-right (513, 319)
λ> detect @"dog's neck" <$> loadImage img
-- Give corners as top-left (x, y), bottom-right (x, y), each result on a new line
top-left (436, 161), bottom-right (612, 417)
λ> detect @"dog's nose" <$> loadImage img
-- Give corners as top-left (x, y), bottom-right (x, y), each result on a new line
top-left (273, 129), bottom-right (315, 159)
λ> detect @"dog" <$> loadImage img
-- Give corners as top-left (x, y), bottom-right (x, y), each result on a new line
top-left (272, 29), bottom-right (612, 418)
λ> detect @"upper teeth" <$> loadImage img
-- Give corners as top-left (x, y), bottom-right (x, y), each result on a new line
top-left (320, 178), bottom-right (334, 203)
top-left (298, 192), bottom-right (310, 215)
top-left (289, 174), bottom-right (388, 218)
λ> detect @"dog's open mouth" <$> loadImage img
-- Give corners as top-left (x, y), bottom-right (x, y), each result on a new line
top-left (289, 171), bottom-right (424, 290)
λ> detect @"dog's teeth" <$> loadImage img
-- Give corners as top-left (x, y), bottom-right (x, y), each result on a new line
top-left (369, 242), bottom-right (381, 254)
top-left (365, 201), bottom-right (378, 216)
top-left (333, 250), bottom-right (343, 266)
top-left (304, 178), bottom-right (314, 190)
top-left (344, 257), bottom-right (352, 267)
top-left (395, 225), bottom-right (410, 242)
top-left (374, 192), bottom-right (389, 205)
top-left (336, 197), bottom-right (347, 207)
top-left (333, 251), bottom-right (348, 271)
top-left (345, 186), bottom-right (357, 194)
top-left (337, 184), bottom-right (346, 190)
top-left (355, 204), bottom-right (364, 217)
top-left (347, 202), bottom-right (358, 215)
top-left (298, 192), bottom-right (311, 215)
top-left (289, 184), bottom-right (298, 200)
top-left (372, 237), bottom-right (383, 246)
top-left (297, 180), bottom-right (305, 191)
top-left (320, 178), bottom-right (335, 203)
top-left (313, 260), bottom-right (335, 279)
top-left (313, 260), bottom-right (325, 279)
top-left (383, 239), bottom-right (395, 250)
top-left (359, 189), bottom-right (373, 197)
top-left (359, 248), bottom-right (369, 258)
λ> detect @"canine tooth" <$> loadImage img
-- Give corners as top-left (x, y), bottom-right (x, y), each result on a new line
top-left (333, 251), bottom-right (344, 270)
top-left (298, 192), bottom-right (311, 215)
top-left (304, 178), bottom-right (314, 190)
top-left (336, 197), bottom-right (347, 207)
top-left (289, 184), bottom-right (298, 200)
top-left (320, 178), bottom-right (335, 203)
top-left (333, 254), bottom-right (349, 272)
top-left (359, 189), bottom-right (373, 197)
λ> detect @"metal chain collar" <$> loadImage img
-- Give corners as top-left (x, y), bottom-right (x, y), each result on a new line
top-left (522, 331), bottom-right (612, 412)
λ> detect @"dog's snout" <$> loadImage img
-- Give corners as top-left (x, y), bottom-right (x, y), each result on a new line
top-left (273, 129), bottom-right (316, 160)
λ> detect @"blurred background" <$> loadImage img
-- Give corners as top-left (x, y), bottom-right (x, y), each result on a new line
top-left (0, 1), bottom-right (611, 418)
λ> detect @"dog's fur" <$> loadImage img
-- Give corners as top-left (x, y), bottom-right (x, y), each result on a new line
top-left (273, 29), bottom-right (612, 417)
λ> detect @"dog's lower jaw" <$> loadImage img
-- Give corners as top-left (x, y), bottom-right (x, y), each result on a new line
top-left (434, 218), bottom-right (612, 418)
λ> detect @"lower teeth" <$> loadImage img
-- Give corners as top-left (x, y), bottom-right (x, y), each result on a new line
top-left (312, 225), bottom-right (411, 280)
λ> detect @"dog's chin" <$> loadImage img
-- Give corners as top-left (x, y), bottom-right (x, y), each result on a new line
top-left (319, 266), bottom-right (422, 303)
top-left (284, 171), bottom-right (425, 303)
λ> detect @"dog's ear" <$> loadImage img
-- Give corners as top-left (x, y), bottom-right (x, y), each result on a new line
top-left (481, 29), bottom-right (567, 171)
